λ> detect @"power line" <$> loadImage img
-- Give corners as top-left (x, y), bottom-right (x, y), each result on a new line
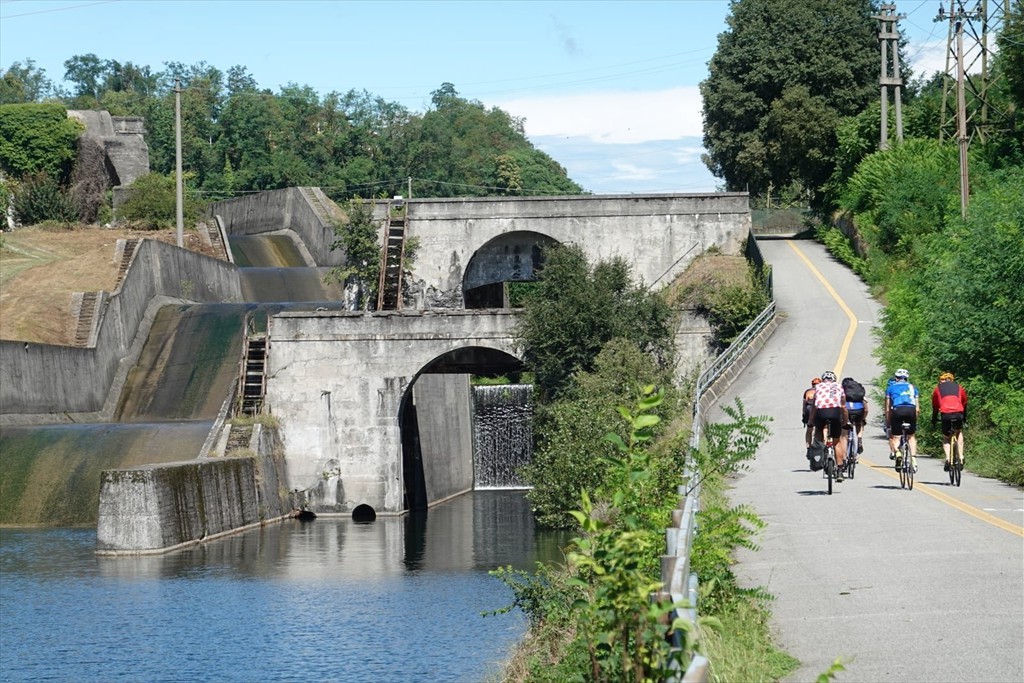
top-left (0, 0), bottom-right (117, 19)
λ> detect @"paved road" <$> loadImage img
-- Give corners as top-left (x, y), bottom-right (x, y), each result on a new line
top-left (711, 239), bottom-right (1024, 682)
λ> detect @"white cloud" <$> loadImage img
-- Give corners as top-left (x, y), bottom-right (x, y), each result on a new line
top-left (907, 39), bottom-right (948, 80)
top-left (490, 87), bottom-right (704, 144)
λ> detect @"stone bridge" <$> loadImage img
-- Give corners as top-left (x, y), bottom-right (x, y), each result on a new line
top-left (214, 191), bottom-right (753, 515)
top-left (212, 190), bottom-right (752, 308)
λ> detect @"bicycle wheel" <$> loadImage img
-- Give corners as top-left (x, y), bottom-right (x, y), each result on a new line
top-left (952, 437), bottom-right (962, 487)
top-left (905, 444), bottom-right (914, 490)
top-left (826, 448), bottom-right (834, 495)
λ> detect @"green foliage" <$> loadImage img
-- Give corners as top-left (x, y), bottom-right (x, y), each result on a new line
top-left (524, 340), bottom-right (678, 529)
top-left (515, 244), bottom-right (674, 401)
top-left (840, 138), bottom-right (961, 255)
top-left (700, 0), bottom-right (880, 206)
top-left (1, 59), bottom-right (55, 104)
top-left (10, 172), bottom-right (77, 225)
top-left (843, 143), bottom-right (1023, 485)
top-left (816, 225), bottom-right (869, 280)
top-left (117, 172), bottom-right (203, 229)
top-left (679, 259), bottom-right (770, 349)
top-left (816, 658), bottom-right (848, 683)
top-left (326, 198), bottom-right (380, 309)
top-left (0, 103), bottom-right (82, 178)
top-left (561, 387), bottom-right (714, 682)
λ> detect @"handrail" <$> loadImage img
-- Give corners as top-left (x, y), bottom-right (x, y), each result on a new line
top-left (665, 231), bottom-right (777, 682)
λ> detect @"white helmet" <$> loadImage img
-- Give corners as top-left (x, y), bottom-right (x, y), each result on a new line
top-left (821, 371), bottom-right (837, 382)
top-left (894, 368), bottom-right (909, 380)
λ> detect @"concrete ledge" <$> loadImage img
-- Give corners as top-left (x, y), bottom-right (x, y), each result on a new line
top-left (96, 424), bottom-right (292, 554)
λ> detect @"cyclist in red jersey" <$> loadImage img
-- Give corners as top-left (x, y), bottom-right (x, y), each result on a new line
top-left (932, 372), bottom-right (968, 471)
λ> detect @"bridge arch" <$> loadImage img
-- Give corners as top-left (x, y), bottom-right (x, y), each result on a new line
top-left (266, 310), bottom-right (521, 516)
top-left (462, 231), bottom-right (559, 308)
top-left (399, 345), bottom-right (525, 511)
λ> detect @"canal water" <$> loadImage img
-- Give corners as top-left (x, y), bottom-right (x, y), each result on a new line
top-left (0, 490), bottom-right (569, 683)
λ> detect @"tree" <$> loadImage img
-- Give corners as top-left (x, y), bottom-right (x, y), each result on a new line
top-left (700, 0), bottom-right (882, 207)
top-left (326, 198), bottom-right (380, 310)
top-left (0, 59), bottom-right (54, 104)
top-left (514, 244), bottom-right (674, 400)
top-left (0, 103), bottom-right (82, 178)
top-left (63, 53), bottom-right (108, 104)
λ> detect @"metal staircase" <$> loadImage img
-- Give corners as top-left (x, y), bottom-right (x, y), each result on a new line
top-left (237, 333), bottom-right (268, 416)
top-left (376, 198), bottom-right (408, 310)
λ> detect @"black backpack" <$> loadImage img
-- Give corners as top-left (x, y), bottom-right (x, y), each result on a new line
top-left (843, 378), bottom-right (866, 402)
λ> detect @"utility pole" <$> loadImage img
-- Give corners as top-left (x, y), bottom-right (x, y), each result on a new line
top-left (408, 176), bottom-right (412, 199)
top-left (935, 1), bottom-right (1006, 218)
top-left (174, 77), bottom-right (184, 248)
top-left (937, 1), bottom-right (1008, 144)
top-left (873, 3), bottom-right (905, 150)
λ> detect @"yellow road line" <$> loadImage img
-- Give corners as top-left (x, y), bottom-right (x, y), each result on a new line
top-left (859, 458), bottom-right (1024, 537)
top-left (786, 241), bottom-right (858, 376)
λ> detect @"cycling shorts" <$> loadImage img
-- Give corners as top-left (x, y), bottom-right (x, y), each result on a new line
top-left (940, 412), bottom-right (964, 436)
top-left (889, 405), bottom-right (917, 434)
top-left (847, 409), bottom-right (865, 428)
top-left (814, 407), bottom-right (843, 439)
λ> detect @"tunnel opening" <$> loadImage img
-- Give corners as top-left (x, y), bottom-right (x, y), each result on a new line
top-left (398, 346), bottom-right (528, 511)
top-left (352, 504), bottom-right (376, 523)
top-left (462, 232), bottom-right (556, 309)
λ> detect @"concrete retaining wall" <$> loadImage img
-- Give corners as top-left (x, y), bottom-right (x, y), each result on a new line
top-left (0, 239), bottom-right (242, 423)
top-left (95, 423), bottom-right (291, 554)
top-left (412, 374), bottom-right (474, 503)
top-left (209, 187), bottom-right (345, 266)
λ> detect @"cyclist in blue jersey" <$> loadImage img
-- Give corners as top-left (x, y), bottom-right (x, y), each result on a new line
top-left (885, 368), bottom-right (919, 471)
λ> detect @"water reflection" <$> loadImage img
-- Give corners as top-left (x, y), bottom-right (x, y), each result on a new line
top-left (1, 492), bottom-right (569, 683)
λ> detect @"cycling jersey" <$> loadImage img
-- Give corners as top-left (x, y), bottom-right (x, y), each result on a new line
top-left (932, 381), bottom-right (967, 415)
top-left (814, 381), bottom-right (844, 409)
top-left (886, 380), bottom-right (918, 408)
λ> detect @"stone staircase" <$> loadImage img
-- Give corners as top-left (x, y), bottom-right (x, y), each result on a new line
top-left (298, 186), bottom-right (335, 226)
top-left (206, 222), bottom-right (229, 261)
top-left (113, 238), bottom-right (140, 291)
top-left (72, 291), bottom-right (103, 347)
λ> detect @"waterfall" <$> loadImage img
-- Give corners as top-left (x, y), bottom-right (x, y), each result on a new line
top-left (472, 384), bottom-right (533, 489)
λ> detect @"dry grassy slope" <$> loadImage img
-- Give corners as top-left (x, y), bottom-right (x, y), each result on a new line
top-left (665, 251), bottom-right (752, 309)
top-left (0, 225), bottom-right (218, 345)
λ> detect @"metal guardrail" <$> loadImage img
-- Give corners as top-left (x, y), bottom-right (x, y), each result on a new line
top-left (664, 240), bottom-right (777, 681)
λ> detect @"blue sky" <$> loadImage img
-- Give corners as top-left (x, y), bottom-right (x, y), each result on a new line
top-left (0, 0), bottom-right (951, 194)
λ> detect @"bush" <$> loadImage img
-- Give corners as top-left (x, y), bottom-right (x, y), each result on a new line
top-left (10, 172), bottom-right (77, 225)
top-left (117, 172), bottom-right (203, 229)
top-left (0, 103), bottom-right (82, 179)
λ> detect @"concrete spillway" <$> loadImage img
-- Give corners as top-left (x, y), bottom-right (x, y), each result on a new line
top-left (2, 233), bottom-right (346, 527)
top-left (0, 421), bottom-right (213, 526)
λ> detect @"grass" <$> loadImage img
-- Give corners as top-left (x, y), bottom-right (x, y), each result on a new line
top-left (701, 599), bottom-right (800, 682)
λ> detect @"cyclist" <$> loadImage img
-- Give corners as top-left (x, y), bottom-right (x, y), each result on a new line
top-left (841, 376), bottom-right (868, 454)
top-left (931, 372), bottom-right (968, 472)
top-left (885, 368), bottom-right (919, 472)
top-left (802, 377), bottom-right (822, 456)
top-left (809, 370), bottom-right (848, 481)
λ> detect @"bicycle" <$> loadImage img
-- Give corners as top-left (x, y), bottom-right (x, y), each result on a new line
top-left (896, 422), bottom-right (914, 490)
top-left (823, 436), bottom-right (838, 495)
top-left (948, 423), bottom-right (964, 487)
top-left (843, 423), bottom-right (859, 480)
